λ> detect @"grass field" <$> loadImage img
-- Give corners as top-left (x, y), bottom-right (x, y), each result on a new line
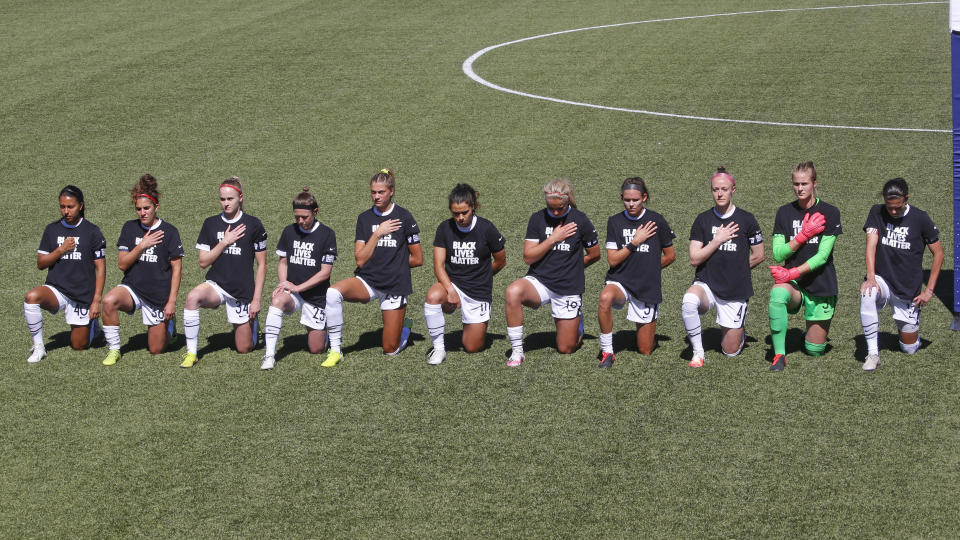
top-left (1, 0), bottom-right (957, 536)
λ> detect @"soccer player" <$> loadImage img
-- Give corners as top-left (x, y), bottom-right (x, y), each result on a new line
top-left (101, 174), bottom-right (184, 365)
top-left (859, 178), bottom-right (943, 371)
top-left (504, 178), bottom-right (601, 367)
top-left (768, 161), bottom-right (842, 371)
top-left (180, 176), bottom-right (267, 368)
top-left (23, 185), bottom-right (107, 362)
top-left (423, 184), bottom-right (506, 364)
top-left (260, 188), bottom-right (338, 370)
top-left (323, 168), bottom-right (423, 366)
top-left (597, 178), bottom-right (676, 368)
top-left (682, 167), bottom-right (764, 368)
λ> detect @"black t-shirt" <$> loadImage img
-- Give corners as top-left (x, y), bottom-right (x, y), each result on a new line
top-left (196, 211), bottom-right (267, 303)
top-left (524, 207), bottom-right (599, 296)
top-left (276, 221), bottom-right (338, 306)
top-left (773, 200), bottom-right (842, 297)
top-left (38, 218), bottom-right (107, 306)
top-left (689, 207), bottom-right (763, 300)
top-left (604, 209), bottom-right (675, 304)
top-left (117, 219), bottom-right (185, 307)
top-left (864, 204), bottom-right (939, 298)
top-left (354, 204), bottom-right (420, 296)
top-left (433, 215), bottom-right (505, 302)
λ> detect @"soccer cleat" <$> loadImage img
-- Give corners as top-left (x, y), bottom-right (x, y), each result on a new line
top-left (88, 319), bottom-right (101, 346)
top-left (321, 350), bottom-right (342, 368)
top-left (862, 354), bottom-right (880, 372)
top-left (506, 351), bottom-right (524, 367)
top-left (688, 352), bottom-right (705, 368)
top-left (179, 352), bottom-right (198, 369)
top-left (577, 310), bottom-right (584, 346)
top-left (260, 355), bottom-right (276, 371)
top-left (770, 354), bottom-right (786, 371)
top-left (598, 351), bottom-right (615, 369)
top-left (26, 346), bottom-right (46, 364)
top-left (426, 347), bottom-right (446, 365)
top-left (102, 350), bottom-right (121, 366)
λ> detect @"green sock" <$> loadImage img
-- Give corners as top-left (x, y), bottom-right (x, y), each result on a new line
top-left (804, 340), bottom-right (826, 356)
top-left (769, 287), bottom-right (791, 355)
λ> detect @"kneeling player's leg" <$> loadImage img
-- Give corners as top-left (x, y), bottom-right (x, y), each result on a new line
top-left (897, 320), bottom-right (920, 354)
top-left (462, 322), bottom-right (487, 353)
top-left (860, 285), bottom-right (882, 356)
top-left (598, 283), bottom-right (626, 355)
top-left (721, 327), bottom-right (745, 357)
top-left (681, 285), bottom-right (709, 356)
top-left (804, 321), bottom-right (831, 356)
top-left (146, 321), bottom-right (170, 354)
top-left (636, 321), bottom-right (657, 356)
top-left (382, 305), bottom-right (407, 354)
top-left (555, 316), bottom-right (581, 354)
top-left (769, 284), bottom-right (799, 356)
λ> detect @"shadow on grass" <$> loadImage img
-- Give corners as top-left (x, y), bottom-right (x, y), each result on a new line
top-left (342, 328), bottom-right (426, 355)
top-left (441, 330), bottom-right (506, 353)
top-left (119, 332), bottom-right (185, 356)
top-left (196, 330), bottom-right (258, 357)
top-left (927, 268), bottom-right (955, 313)
top-left (612, 330), bottom-right (673, 356)
top-left (677, 328), bottom-right (761, 360)
top-left (46, 329), bottom-right (107, 352)
top-left (851, 332), bottom-right (931, 364)
top-left (761, 329), bottom-right (832, 362)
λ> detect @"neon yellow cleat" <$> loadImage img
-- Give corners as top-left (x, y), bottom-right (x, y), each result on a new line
top-left (320, 350), bottom-right (342, 368)
top-left (102, 350), bottom-right (121, 366)
top-left (179, 352), bottom-right (198, 369)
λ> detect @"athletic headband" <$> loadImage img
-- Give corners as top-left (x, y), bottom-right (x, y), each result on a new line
top-left (293, 203), bottom-right (315, 210)
top-left (545, 191), bottom-right (569, 199)
top-left (379, 169), bottom-right (391, 175)
top-left (219, 183), bottom-right (242, 194)
top-left (622, 183), bottom-right (646, 193)
top-left (711, 172), bottom-right (735, 186)
top-left (137, 193), bottom-right (158, 205)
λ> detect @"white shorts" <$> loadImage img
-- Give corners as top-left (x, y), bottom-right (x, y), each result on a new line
top-left (286, 292), bottom-right (327, 330)
top-left (44, 285), bottom-right (91, 326)
top-left (451, 283), bottom-right (491, 324)
top-left (865, 274), bottom-right (920, 326)
top-left (206, 280), bottom-right (251, 325)
top-left (357, 276), bottom-right (408, 311)
top-left (692, 281), bottom-right (748, 329)
top-left (606, 281), bottom-right (658, 324)
top-left (524, 276), bottom-right (582, 320)
top-left (119, 284), bottom-right (166, 326)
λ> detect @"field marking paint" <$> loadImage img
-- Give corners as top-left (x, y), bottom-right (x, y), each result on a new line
top-left (462, 2), bottom-right (949, 133)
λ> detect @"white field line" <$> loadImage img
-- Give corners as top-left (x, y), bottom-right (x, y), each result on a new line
top-left (462, 2), bottom-right (949, 133)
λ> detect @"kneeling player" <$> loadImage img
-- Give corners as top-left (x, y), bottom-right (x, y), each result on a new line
top-left (261, 188), bottom-right (338, 370)
top-left (859, 178), bottom-right (943, 371)
top-left (101, 174), bottom-right (183, 364)
top-left (682, 167), bottom-right (764, 368)
top-left (424, 184), bottom-right (506, 364)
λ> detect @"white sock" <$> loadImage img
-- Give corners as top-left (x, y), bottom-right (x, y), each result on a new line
top-left (183, 309), bottom-right (200, 354)
top-left (103, 325), bottom-right (121, 351)
top-left (507, 325), bottom-right (524, 355)
top-left (24, 302), bottom-right (44, 348)
top-left (264, 306), bottom-right (284, 357)
top-left (325, 288), bottom-right (344, 353)
top-left (860, 292), bottom-right (880, 356)
top-left (899, 339), bottom-right (920, 354)
top-left (681, 293), bottom-right (704, 354)
top-left (599, 332), bottom-right (613, 354)
top-left (424, 303), bottom-right (445, 352)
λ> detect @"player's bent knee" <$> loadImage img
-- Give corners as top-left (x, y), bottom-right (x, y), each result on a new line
top-left (681, 293), bottom-right (700, 314)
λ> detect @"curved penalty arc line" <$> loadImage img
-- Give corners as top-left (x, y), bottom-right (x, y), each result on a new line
top-left (462, 2), bottom-right (950, 133)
